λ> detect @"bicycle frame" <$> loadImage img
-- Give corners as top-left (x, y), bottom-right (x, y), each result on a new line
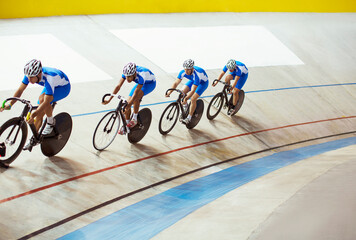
top-left (102, 93), bottom-right (130, 134)
top-left (213, 79), bottom-right (233, 109)
top-left (165, 88), bottom-right (187, 120)
top-left (2, 97), bottom-right (56, 146)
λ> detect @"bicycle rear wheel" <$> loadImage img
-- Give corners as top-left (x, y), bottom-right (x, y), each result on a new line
top-left (0, 117), bottom-right (28, 167)
top-left (93, 111), bottom-right (121, 151)
top-left (186, 99), bottom-right (204, 129)
top-left (128, 108), bottom-right (152, 143)
top-left (207, 93), bottom-right (224, 120)
top-left (41, 112), bottom-right (73, 157)
top-left (159, 102), bottom-right (180, 135)
top-left (230, 90), bottom-right (245, 116)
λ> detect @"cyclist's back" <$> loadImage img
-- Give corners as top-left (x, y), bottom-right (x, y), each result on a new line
top-left (178, 66), bottom-right (208, 86)
top-left (134, 66), bottom-right (156, 85)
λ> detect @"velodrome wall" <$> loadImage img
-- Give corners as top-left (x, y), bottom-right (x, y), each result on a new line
top-left (0, 0), bottom-right (355, 18)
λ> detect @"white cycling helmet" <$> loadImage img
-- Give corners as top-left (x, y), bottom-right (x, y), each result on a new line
top-left (226, 59), bottom-right (236, 70)
top-left (123, 62), bottom-right (137, 76)
top-left (183, 59), bottom-right (194, 69)
top-left (24, 59), bottom-right (42, 77)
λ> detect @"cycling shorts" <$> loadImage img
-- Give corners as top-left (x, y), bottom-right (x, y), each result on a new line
top-left (185, 79), bottom-right (209, 96)
top-left (38, 83), bottom-right (71, 104)
top-left (129, 81), bottom-right (156, 97)
top-left (228, 72), bottom-right (248, 90)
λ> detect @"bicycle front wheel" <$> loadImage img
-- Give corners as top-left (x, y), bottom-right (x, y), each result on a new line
top-left (207, 93), bottom-right (224, 120)
top-left (93, 111), bottom-right (121, 151)
top-left (159, 102), bottom-right (180, 135)
top-left (0, 117), bottom-right (28, 167)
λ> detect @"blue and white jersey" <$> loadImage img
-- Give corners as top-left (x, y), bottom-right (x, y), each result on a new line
top-left (177, 66), bottom-right (209, 86)
top-left (223, 60), bottom-right (248, 77)
top-left (22, 67), bottom-right (70, 96)
top-left (122, 66), bottom-right (156, 85)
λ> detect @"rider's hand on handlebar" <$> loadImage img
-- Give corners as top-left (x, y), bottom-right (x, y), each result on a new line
top-left (102, 95), bottom-right (114, 105)
top-left (0, 104), bottom-right (11, 112)
top-left (212, 79), bottom-right (218, 87)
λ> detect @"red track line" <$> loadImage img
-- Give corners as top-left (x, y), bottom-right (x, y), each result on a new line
top-left (1, 115), bottom-right (355, 205)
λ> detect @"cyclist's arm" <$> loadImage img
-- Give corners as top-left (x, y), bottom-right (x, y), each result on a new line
top-left (103, 77), bottom-right (125, 104)
top-left (1, 83), bottom-right (27, 111)
top-left (112, 77), bottom-right (125, 95)
top-left (213, 71), bottom-right (225, 87)
top-left (217, 71), bottom-right (225, 81)
top-left (12, 83), bottom-right (27, 105)
top-left (166, 78), bottom-right (182, 97)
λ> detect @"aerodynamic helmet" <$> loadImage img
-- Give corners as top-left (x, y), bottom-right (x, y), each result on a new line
top-left (24, 59), bottom-right (42, 77)
top-left (123, 62), bottom-right (137, 76)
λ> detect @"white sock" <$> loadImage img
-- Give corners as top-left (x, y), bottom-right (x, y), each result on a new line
top-left (132, 113), bottom-right (138, 121)
top-left (126, 120), bottom-right (130, 124)
top-left (47, 116), bottom-right (54, 125)
top-left (187, 115), bottom-right (192, 120)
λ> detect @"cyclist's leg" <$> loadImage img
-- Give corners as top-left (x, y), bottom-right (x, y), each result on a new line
top-left (233, 73), bottom-right (248, 105)
top-left (141, 81), bottom-right (156, 97)
top-left (132, 90), bottom-right (144, 114)
top-left (189, 80), bottom-right (208, 116)
top-left (127, 84), bottom-right (140, 124)
top-left (124, 86), bottom-right (138, 123)
top-left (225, 72), bottom-right (234, 85)
top-left (182, 80), bottom-right (193, 95)
top-left (188, 93), bottom-right (199, 117)
top-left (51, 84), bottom-right (71, 103)
top-left (42, 84), bottom-right (70, 129)
top-left (133, 81), bottom-right (155, 112)
top-left (132, 81), bottom-right (155, 125)
top-left (34, 91), bottom-right (53, 131)
top-left (36, 84), bottom-right (70, 117)
top-left (181, 81), bottom-right (193, 107)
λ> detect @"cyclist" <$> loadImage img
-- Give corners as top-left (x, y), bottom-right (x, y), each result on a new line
top-left (102, 62), bottom-right (156, 134)
top-left (0, 59), bottom-right (71, 149)
top-left (166, 59), bottom-right (209, 124)
top-left (213, 59), bottom-right (248, 115)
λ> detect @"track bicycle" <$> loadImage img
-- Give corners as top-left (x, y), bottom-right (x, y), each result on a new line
top-left (92, 93), bottom-right (152, 151)
top-left (0, 97), bottom-right (72, 168)
top-left (206, 79), bottom-right (245, 120)
top-left (158, 88), bottom-right (204, 135)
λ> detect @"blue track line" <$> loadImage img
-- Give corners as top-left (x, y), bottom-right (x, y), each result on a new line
top-left (58, 136), bottom-right (356, 240)
top-left (72, 82), bottom-right (356, 118)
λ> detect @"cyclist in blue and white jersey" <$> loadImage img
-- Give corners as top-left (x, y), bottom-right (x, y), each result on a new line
top-left (0, 59), bottom-right (71, 139)
top-left (103, 62), bottom-right (156, 133)
top-left (166, 59), bottom-right (209, 124)
top-left (213, 59), bottom-right (248, 115)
